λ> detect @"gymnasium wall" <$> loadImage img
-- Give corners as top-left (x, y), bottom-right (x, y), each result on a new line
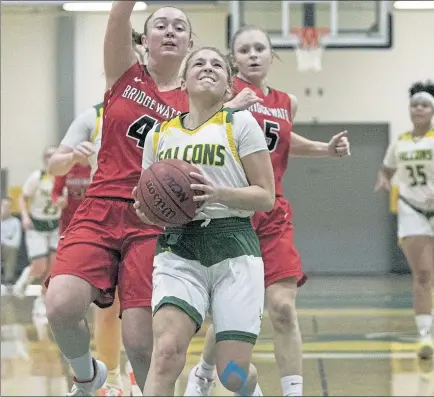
top-left (1, 4), bottom-right (433, 188)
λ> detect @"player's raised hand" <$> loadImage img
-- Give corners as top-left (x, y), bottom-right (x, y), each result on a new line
top-left (328, 130), bottom-right (350, 157)
top-left (226, 88), bottom-right (263, 110)
top-left (190, 170), bottom-right (219, 214)
top-left (72, 141), bottom-right (94, 164)
top-left (131, 186), bottom-right (155, 225)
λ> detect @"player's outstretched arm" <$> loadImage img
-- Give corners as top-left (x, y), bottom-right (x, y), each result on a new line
top-left (290, 130), bottom-right (350, 157)
top-left (104, 1), bottom-right (138, 89)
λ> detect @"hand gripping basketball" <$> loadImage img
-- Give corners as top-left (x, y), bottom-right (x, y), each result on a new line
top-left (132, 186), bottom-right (155, 225)
top-left (189, 169), bottom-right (219, 214)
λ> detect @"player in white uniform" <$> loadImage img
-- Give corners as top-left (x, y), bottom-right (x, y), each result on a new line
top-left (133, 46), bottom-right (274, 396)
top-left (14, 147), bottom-right (60, 317)
top-left (375, 81), bottom-right (434, 359)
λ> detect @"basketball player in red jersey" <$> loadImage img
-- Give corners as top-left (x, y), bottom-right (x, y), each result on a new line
top-left (185, 26), bottom-right (350, 397)
top-left (51, 164), bottom-right (91, 234)
top-left (44, 2), bottom-right (194, 394)
top-left (45, 2), bottom-right (255, 395)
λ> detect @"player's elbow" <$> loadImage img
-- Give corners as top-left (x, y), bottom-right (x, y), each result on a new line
top-left (259, 189), bottom-right (275, 212)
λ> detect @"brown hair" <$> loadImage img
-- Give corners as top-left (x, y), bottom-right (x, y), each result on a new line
top-left (181, 46), bottom-right (233, 88)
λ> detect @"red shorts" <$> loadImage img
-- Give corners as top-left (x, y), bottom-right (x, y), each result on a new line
top-left (47, 197), bottom-right (162, 313)
top-left (252, 196), bottom-right (307, 288)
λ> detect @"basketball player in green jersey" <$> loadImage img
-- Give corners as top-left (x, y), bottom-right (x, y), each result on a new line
top-left (133, 46), bottom-right (275, 396)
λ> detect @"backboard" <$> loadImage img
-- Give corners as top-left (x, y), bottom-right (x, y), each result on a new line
top-left (227, 1), bottom-right (393, 49)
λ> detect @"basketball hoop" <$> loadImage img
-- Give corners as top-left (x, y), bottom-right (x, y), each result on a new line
top-left (291, 27), bottom-right (329, 72)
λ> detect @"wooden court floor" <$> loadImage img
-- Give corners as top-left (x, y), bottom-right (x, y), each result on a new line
top-left (2, 275), bottom-right (434, 396)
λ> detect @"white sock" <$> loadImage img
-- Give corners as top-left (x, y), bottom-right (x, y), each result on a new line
top-left (281, 375), bottom-right (303, 396)
top-left (14, 266), bottom-right (33, 291)
top-left (196, 355), bottom-right (215, 379)
top-left (65, 351), bottom-right (94, 382)
top-left (106, 365), bottom-right (122, 387)
top-left (416, 315), bottom-right (433, 338)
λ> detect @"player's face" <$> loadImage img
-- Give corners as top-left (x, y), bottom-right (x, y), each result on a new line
top-left (410, 98), bottom-right (434, 126)
top-left (144, 7), bottom-right (192, 62)
top-left (233, 29), bottom-right (273, 83)
top-left (184, 49), bottom-right (230, 101)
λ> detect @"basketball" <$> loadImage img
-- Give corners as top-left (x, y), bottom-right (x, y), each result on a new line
top-left (136, 159), bottom-right (201, 227)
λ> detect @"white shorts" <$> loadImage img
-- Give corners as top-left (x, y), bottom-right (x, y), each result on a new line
top-left (25, 228), bottom-right (59, 260)
top-left (398, 199), bottom-right (434, 238)
top-left (152, 251), bottom-right (264, 344)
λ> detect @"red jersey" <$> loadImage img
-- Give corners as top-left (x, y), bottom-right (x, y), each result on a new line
top-left (233, 77), bottom-right (293, 196)
top-left (86, 63), bottom-right (188, 199)
top-left (52, 164), bottom-right (91, 231)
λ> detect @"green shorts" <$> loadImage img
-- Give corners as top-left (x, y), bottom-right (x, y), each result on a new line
top-left (152, 217), bottom-right (264, 344)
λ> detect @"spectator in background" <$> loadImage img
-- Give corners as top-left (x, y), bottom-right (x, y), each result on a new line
top-left (1, 197), bottom-right (22, 285)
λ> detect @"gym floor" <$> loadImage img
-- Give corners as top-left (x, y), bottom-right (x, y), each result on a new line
top-left (2, 275), bottom-right (432, 396)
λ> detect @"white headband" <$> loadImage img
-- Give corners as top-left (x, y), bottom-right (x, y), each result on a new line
top-left (411, 91), bottom-right (434, 106)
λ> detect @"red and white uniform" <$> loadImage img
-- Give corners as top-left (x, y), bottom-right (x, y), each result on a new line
top-left (52, 164), bottom-right (91, 234)
top-left (49, 63), bottom-right (188, 312)
top-left (233, 77), bottom-right (306, 287)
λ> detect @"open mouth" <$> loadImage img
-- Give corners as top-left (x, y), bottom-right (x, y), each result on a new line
top-left (249, 63), bottom-right (260, 68)
top-left (162, 42), bottom-right (176, 47)
top-left (199, 76), bottom-right (216, 82)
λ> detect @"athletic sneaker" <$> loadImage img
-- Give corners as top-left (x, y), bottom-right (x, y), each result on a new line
top-left (67, 359), bottom-right (108, 396)
top-left (184, 365), bottom-right (214, 396)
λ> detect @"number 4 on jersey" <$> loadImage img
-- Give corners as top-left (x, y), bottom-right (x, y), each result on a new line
top-left (127, 115), bottom-right (158, 148)
top-left (264, 120), bottom-right (280, 152)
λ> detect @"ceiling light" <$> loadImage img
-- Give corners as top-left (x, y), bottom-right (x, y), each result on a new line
top-left (394, 1), bottom-right (434, 10)
top-left (63, 2), bottom-right (147, 12)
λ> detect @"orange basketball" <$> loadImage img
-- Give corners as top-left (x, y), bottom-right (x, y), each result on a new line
top-left (137, 159), bottom-right (202, 227)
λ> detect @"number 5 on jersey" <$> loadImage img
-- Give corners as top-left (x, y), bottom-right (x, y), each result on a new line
top-left (264, 120), bottom-right (280, 152)
top-left (127, 115), bottom-right (158, 148)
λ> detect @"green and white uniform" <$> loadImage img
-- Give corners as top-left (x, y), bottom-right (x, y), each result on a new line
top-left (61, 102), bottom-right (103, 178)
top-left (22, 170), bottom-right (60, 259)
top-left (383, 128), bottom-right (434, 238)
top-left (142, 108), bottom-right (268, 344)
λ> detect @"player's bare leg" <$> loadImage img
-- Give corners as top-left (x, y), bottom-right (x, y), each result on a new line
top-left (266, 277), bottom-right (303, 397)
top-left (401, 236), bottom-right (434, 359)
top-left (95, 292), bottom-right (123, 395)
top-left (121, 307), bottom-right (153, 391)
top-left (46, 274), bottom-right (108, 394)
top-left (144, 306), bottom-right (196, 395)
top-left (216, 340), bottom-right (262, 396)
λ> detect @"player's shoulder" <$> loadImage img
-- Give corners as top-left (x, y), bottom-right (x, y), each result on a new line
top-left (31, 169), bottom-right (43, 180)
top-left (222, 108), bottom-right (253, 124)
top-left (93, 102), bottom-right (104, 115)
top-left (155, 112), bottom-right (183, 133)
top-left (425, 128), bottom-right (434, 139)
top-left (398, 131), bottom-right (413, 141)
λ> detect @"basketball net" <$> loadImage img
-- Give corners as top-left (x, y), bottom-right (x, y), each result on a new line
top-left (291, 27), bottom-right (328, 72)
